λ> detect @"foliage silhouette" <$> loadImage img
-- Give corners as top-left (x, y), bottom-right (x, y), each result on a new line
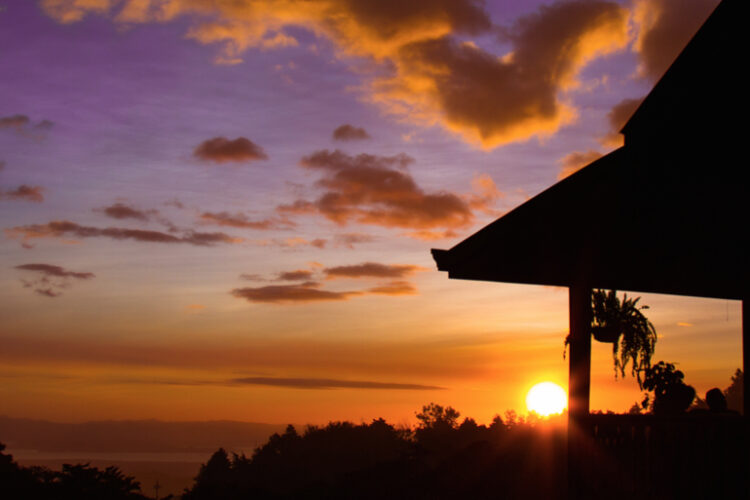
top-left (641, 361), bottom-right (696, 415)
top-left (0, 443), bottom-right (149, 500)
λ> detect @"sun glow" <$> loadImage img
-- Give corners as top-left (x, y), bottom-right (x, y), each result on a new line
top-left (526, 382), bottom-right (567, 416)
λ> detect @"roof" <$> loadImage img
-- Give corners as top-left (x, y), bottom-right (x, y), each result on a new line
top-left (432, 0), bottom-right (748, 300)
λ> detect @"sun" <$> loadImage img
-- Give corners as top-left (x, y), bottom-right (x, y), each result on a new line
top-left (526, 382), bottom-right (567, 416)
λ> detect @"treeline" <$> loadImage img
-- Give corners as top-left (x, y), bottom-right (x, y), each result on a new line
top-left (0, 443), bottom-right (151, 500)
top-left (182, 404), bottom-right (567, 500)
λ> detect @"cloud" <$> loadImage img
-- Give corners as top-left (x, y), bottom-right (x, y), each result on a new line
top-left (1, 185), bottom-right (45, 202)
top-left (199, 211), bottom-right (293, 230)
top-left (231, 281), bottom-right (359, 304)
top-left (633, 0), bottom-right (719, 81)
top-left (324, 262), bottom-right (422, 279)
top-left (229, 376), bottom-right (443, 390)
top-left (373, 1), bottom-right (630, 147)
top-left (558, 150), bottom-right (603, 179)
top-left (0, 114), bottom-right (54, 136)
top-left (15, 263), bottom-right (95, 297)
top-left (367, 280), bottom-right (418, 296)
top-left (0, 114), bottom-right (30, 129)
top-left (6, 220), bottom-right (242, 247)
top-left (40, 0), bottom-right (631, 149)
top-left (332, 124), bottom-right (370, 141)
top-left (276, 270), bottom-right (315, 281)
top-left (185, 303), bottom-right (205, 313)
top-left (193, 136), bottom-right (268, 163)
top-left (333, 232), bottom-right (375, 248)
top-left (278, 149), bottom-right (475, 231)
top-left (96, 202), bottom-right (151, 221)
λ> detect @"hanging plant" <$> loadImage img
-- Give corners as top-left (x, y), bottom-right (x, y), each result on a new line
top-left (565, 289), bottom-right (657, 388)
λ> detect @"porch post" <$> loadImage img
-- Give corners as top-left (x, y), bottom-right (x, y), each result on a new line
top-left (568, 285), bottom-right (592, 420)
top-left (568, 285), bottom-right (592, 497)
top-left (743, 298), bottom-right (748, 417)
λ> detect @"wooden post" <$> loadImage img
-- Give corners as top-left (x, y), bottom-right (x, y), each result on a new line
top-left (743, 299), bottom-right (749, 417)
top-left (568, 285), bottom-right (592, 420)
top-left (568, 284), bottom-right (592, 498)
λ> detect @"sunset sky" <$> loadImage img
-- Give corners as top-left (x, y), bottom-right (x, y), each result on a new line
top-left (1, 0), bottom-right (740, 426)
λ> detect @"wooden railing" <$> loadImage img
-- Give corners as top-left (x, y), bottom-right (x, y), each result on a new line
top-left (572, 414), bottom-right (748, 499)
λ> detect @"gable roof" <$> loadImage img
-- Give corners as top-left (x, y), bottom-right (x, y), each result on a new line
top-left (432, 0), bottom-right (747, 300)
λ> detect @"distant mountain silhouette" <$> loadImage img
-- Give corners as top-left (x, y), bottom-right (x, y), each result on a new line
top-left (0, 417), bottom-right (285, 454)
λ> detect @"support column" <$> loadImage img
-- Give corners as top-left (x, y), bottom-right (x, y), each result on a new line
top-left (568, 284), bottom-right (592, 499)
top-left (568, 285), bottom-right (592, 420)
top-left (743, 299), bottom-right (748, 417)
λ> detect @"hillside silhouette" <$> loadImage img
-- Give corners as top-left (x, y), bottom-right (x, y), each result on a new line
top-left (1, 371), bottom-right (745, 500)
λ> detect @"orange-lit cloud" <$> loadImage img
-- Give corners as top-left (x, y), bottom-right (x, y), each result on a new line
top-left (276, 269), bottom-right (314, 281)
top-left (15, 263), bottom-right (95, 297)
top-left (333, 232), bottom-right (375, 248)
top-left (0, 114), bottom-right (31, 129)
top-left (40, 0), bottom-right (631, 148)
top-left (231, 281), bottom-right (359, 304)
top-left (558, 150), bottom-right (603, 179)
top-left (6, 220), bottom-right (242, 246)
top-left (373, 1), bottom-right (629, 147)
top-left (332, 124), bottom-right (370, 141)
top-left (367, 280), bottom-right (418, 296)
top-left (229, 376), bottom-right (442, 390)
top-left (324, 262), bottom-right (422, 280)
top-left (193, 136), bottom-right (268, 163)
top-left (1, 185), bottom-right (45, 202)
top-left (633, 0), bottom-right (719, 81)
top-left (96, 202), bottom-right (151, 221)
top-left (200, 211), bottom-right (293, 230)
top-left (278, 150), bottom-right (475, 231)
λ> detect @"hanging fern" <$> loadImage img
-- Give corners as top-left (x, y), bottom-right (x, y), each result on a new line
top-left (564, 289), bottom-right (657, 388)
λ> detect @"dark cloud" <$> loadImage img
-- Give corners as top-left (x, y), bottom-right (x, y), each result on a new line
top-left (332, 124), bottom-right (370, 141)
top-left (15, 263), bottom-right (95, 297)
top-left (1, 185), bottom-right (44, 202)
top-left (200, 211), bottom-right (293, 230)
top-left (634, 0), bottom-right (719, 81)
top-left (97, 203), bottom-right (151, 221)
top-left (276, 270), bottom-right (315, 281)
top-left (16, 263), bottom-right (95, 280)
top-left (325, 262), bottom-right (421, 279)
top-left (368, 280), bottom-right (418, 296)
top-left (231, 281), bottom-right (359, 304)
top-left (0, 114), bottom-right (53, 135)
top-left (278, 150), bottom-right (474, 231)
top-left (0, 114), bottom-right (30, 129)
top-left (230, 376), bottom-right (443, 390)
top-left (376, 0), bottom-right (629, 146)
top-left (6, 220), bottom-right (242, 247)
top-left (558, 150), bottom-right (603, 179)
top-left (193, 137), bottom-right (268, 163)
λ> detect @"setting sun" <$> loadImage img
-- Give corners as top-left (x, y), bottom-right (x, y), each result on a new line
top-left (526, 382), bottom-right (567, 416)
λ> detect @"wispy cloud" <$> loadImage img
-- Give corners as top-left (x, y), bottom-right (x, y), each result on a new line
top-left (1, 185), bottom-right (45, 202)
top-left (231, 281), bottom-right (360, 304)
top-left (230, 376), bottom-right (444, 390)
top-left (6, 220), bottom-right (242, 247)
top-left (324, 262), bottom-right (422, 280)
top-left (15, 263), bottom-right (95, 297)
top-left (200, 211), bottom-right (293, 230)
